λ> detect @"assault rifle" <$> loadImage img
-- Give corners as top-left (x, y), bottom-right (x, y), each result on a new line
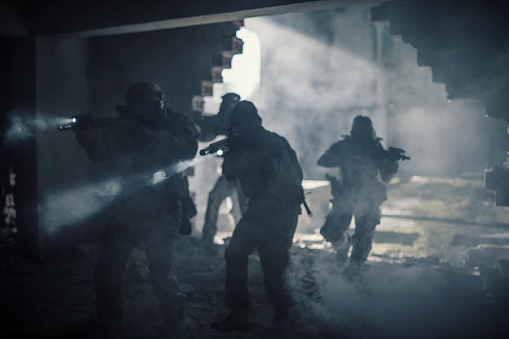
top-left (339, 135), bottom-right (411, 162)
top-left (58, 114), bottom-right (119, 132)
top-left (382, 147), bottom-right (411, 161)
top-left (199, 138), bottom-right (229, 156)
top-left (57, 110), bottom-right (163, 132)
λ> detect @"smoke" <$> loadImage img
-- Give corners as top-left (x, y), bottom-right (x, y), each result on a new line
top-left (288, 254), bottom-right (480, 338)
top-left (248, 15), bottom-right (376, 112)
top-left (222, 27), bottom-right (261, 100)
top-left (3, 110), bottom-right (71, 145)
top-left (41, 177), bottom-right (121, 235)
top-left (160, 154), bottom-right (217, 182)
top-left (41, 153), bottom-right (217, 235)
top-left (245, 8), bottom-right (508, 179)
top-left (245, 11), bottom-right (379, 180)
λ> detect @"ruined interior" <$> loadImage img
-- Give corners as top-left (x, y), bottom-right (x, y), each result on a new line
top-left (1, 0), bottom-right (509, 338)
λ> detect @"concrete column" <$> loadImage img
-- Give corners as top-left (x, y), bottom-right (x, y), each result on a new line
top-left (374, 21), bottom-right (388, 143)
top-left (0, 37), bottom-right (39, 257)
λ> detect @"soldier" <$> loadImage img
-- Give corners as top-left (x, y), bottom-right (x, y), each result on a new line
top-left (317, 115), bottom-right (400, 274)
top-left (76, 81), bottom-right (199, 338)
top-left (211, 101), bottom-right (305, 332)
top-left (195, 93), bottom-right (243, 245)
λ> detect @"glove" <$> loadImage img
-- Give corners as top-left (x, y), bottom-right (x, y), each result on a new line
top-left (385, 159), bottom-right (399, 175)
top-left (75, 130), bottom-right (97, 148)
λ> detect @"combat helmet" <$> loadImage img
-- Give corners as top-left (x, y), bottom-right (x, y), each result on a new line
top-left (124, 81), bottom-right (166, 116)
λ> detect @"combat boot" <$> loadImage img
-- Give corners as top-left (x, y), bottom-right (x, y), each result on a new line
top-left (210, 309), bottom-right (249, 333)
top-left (333, 232), bottom-right (351, 268)
top-left (157, 295), bottom-right (186, 339)
top-left (265, 308), bottom-right (300, 336)
top-left (341, 260), bottom-right (365, 285)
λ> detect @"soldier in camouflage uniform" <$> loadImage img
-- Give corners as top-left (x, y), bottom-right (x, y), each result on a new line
top-left (317, 116), bottom-right (399, 273)
top-left (212, 101), bottom-right (305, 332)
top-left (76, 82), bottom-right (199, 338)
top-left (195, 93), bottom-right (243, 245)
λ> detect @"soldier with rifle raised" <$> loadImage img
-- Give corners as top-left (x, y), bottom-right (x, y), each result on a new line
top-left (194, 93), bottom-right (244, 246)
top-left (209, 101), bottom-right (305, 332)
top-left (317, 115), bottom-right (409, 275)
top-left (68, 81), bottom-right (199, 338)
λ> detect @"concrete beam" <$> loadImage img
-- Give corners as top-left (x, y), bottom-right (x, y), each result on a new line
top-left (26, 0), bottom-right (380, 38)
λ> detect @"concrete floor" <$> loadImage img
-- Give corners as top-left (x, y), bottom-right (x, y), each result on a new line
top-left (2, 175), bottom-right (509, 338)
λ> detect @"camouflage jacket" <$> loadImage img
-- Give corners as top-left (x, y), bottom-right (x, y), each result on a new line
top-left (85, 109), bottom-right (199, 200)
top-left (222, 128), bottom-right (304, 207)
top-left (317, 136), bottom-right (398, 204)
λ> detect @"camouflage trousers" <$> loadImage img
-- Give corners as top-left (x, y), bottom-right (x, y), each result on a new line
top-left (94, 199), bottom-right (185, 328)
top-left (202, 175), bottom-right (244, 243)
top-left (320, 197), bottom-right (382, 267)
top-left (224, 199), bottom-right (300, 314)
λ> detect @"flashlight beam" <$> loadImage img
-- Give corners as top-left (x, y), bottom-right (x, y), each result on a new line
top-left (41, 154), bottom-right (218, 235)
top-left (156, 154), bottom-right (218, 184)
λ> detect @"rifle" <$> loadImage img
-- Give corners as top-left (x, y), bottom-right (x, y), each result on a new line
top-left (57, 111), bottom-right (161, 133)
top-left (58, 114), bottom-right (119, 132)
top-left (383, 147), bottom-right (411, 161)
top-left (339, 135), bottom-right (410, 162)
top-left (199, 138), bottom-right (229, 156)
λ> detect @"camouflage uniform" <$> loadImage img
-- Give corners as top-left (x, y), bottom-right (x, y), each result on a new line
top-left (318, 116), bottom-right (398, 269)
top-left (79, 82), bottom-right (198, 334)
top-left (201, 175), bottom-right (241, 242)
top-left (220, 101), bottom-right (304, 325)
top-left (195, 93), bottom-right (243, 244)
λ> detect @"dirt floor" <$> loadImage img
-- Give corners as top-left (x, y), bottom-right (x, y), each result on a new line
top-left (2, 237), bottom-right (509, 339)
top-left (2, 176), bottom-right (509, 338)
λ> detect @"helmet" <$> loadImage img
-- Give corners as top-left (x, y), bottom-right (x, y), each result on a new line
top-left (125, 81), bottom-right (165, 115)
top-left (230, 101), bottom-right (262, 129)
top-left (218, 93), bottom-right (240, 116)
top-left (221, 92), bottom-right (241, 103)
top-left (350, 115), bottom-right (376, 141)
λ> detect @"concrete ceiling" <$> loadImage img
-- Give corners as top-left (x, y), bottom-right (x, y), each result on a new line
top-left (1, 0), bottom-right (380, 38)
